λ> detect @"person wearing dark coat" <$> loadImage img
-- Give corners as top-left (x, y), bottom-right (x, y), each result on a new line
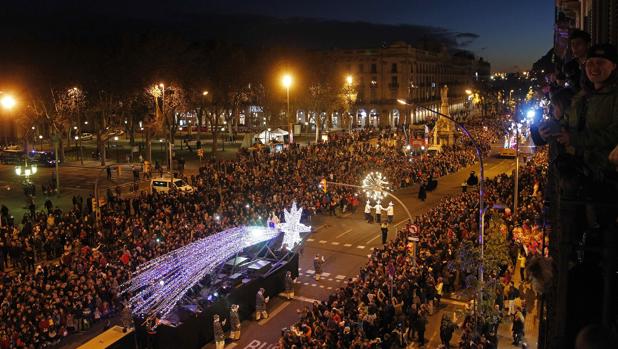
top-left (213, 314), bottom-right (226, 349)
top-left (283, 271), bottom-right (294, 300)
top-left (440, 314), bottom-right (456, 348)
top-left (381, 222), bottom-right (389, 244)
top-left (418, 184), bottom-right (427, 201)
top-left (229, 304), bottom-right (241, 340)
top-left (255, 288), bottom-right (269, 320)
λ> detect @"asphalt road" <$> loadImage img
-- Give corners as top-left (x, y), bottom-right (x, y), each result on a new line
top-left (201, 153), bottom-right (536, 349)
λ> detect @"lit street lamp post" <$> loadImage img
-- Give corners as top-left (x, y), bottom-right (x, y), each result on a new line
top-left (282, 74), bottom-right (293, 143)
top-left (398, 98), bottom-right (486, 319)
top-left (1, 93), bottom-right (17, 145)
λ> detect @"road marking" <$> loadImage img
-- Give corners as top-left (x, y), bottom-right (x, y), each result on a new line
top-left (258, 301), bottom-right (289, 325)
top-left (321, 272), bottom-right (331, 277)
top-left (336, 229), bottom-right (353, 238)
top-left (293, 295), bottom-right (319, 303)
top-left (343, 243), bottom-right (352, 247)
top-left (319, 240), bottom-right (327, 244)
top-left (327, 278), bottom-right (333, 281)
top-left (311, 284), bottom-right (317, 287)
top-left (335, 275), bottom-right (346, 280)
top-left (335, 280), bottom-right (341, 283)
top-left (394, 219), bottom-right (408, 227)
top-left (306, 238), bottom-right (315, 242)
top-left (305, 270), bottom-right (315, 274)
top-left (366, 234), bottom-right (381, 244)
top-left (370, 247), bottom-right (375, 251)
top-left (327, 286), bottom-right (333, 290)
top-left (357, 245), bottom-right (365, 249)
top-left (313, 224), bottom-right (327, 231)
top-left (303, 282), bottom-right (309, 285)
top-left (320, 285), bottom-right (324, 288)
top-left (331, 241), bottom-right (340, 245)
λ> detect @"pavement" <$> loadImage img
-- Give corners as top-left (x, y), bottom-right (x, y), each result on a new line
top-left (198, 152), bottom-right (539, 349)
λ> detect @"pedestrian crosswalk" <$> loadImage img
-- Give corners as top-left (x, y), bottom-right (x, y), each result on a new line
top-left (304, 236), bottom-right (386, 251)
top-left (296, 268), bottom-right (353, 284)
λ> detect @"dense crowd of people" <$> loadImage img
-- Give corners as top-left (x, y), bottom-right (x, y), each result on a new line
top-left (0, 126), bottom-right (494, 348)
top-left (280, 152), bottom-right (547, 348)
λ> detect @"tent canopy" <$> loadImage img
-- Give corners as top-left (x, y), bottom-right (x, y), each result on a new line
top-left (255, 128), bottom-right (289, 143)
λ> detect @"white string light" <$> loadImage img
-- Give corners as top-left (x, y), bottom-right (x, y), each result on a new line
top-left (120, 204), bottom-right (311, 321)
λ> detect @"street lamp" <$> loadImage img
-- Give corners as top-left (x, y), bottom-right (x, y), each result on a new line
top-left (398, 98), bottom-right (486, 317)
top-left (345, 75), bottom-right (355, 130)
top-left (114, 136), bottom-right (120, 163)
top-left (281, 73), bottom-right (293, 143)
top-left (15, 162), bottom-right (37, 178)
top-left (0, 94), bottom-right (16, 110)
top-left (1, 93), bottom-right (17, 145)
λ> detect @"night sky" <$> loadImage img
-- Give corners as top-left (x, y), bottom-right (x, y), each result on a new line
top-left (199, 0), bottom-right (554, 72)
top-left (4, 0), bottom-right (554, 73)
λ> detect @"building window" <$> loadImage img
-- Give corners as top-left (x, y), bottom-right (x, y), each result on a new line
top-left (390, 76), bottom-right (398, 88)
top-left (371, 63), bottom-right (377, 73)
top-left (391, 63), bottom-right (397, 73)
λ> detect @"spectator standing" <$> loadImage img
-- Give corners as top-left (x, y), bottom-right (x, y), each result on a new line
top-left (283, 271), bottom-right (294, 300)
top-left (229, 304), bottom-right (241, 340)
top-left (213, 314), bottom-right (226, 349)
top-left (255, 288), bottom-right (269, 320)
top-left (313, 253), bottom-right (324, 280)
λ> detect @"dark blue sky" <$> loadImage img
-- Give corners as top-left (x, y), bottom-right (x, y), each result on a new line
top-left (201, 0), bottom-right (554, 72)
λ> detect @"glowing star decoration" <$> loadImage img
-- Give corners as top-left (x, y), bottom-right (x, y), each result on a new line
top-left (279, 202), bottom-right (311, 249)
top-left (362, 172), bottom-right (390, 201)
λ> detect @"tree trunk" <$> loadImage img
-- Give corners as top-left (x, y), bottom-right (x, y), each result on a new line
top-left (129, 124), bottom-right (135, 146)
top-left (196, 109), bottom-right (202, 143)
top-left (145, 129), bottom-right (152, 162)
top-left (58, 137), bottom-right (66, 162)
top-left (315, 114), bottom-right (321, 143)
top-left (211, 126), bottom-right (218, 154)
top-left (97, 131), bottom-right (105, 166)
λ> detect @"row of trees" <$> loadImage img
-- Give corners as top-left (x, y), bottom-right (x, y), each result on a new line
top-left (8, 34), bottom-right (358, 164)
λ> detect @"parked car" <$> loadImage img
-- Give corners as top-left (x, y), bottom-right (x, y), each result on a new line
top-left (80, 133), bottom-right (94, 141)
top-left (150, 176), bottom-right (194, 193)
top-left (498, 148), bottom-right (517, 158)
top-left (30, 151), bottom-right (58, 167)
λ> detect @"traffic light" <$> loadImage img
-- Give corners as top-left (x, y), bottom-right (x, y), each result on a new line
top-left (320, 178), bottom-right (327, 193)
